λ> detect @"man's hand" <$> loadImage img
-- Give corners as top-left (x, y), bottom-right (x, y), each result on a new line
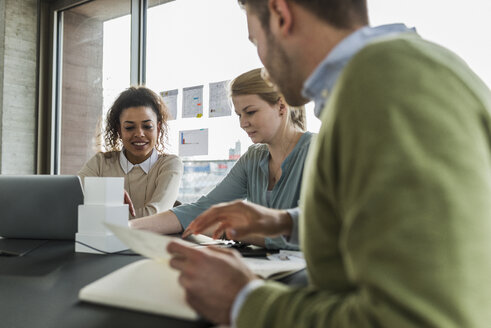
top-left (168, 241), bottom-right (257, 325)
top-left (182, 200), bottom-right (293, 240)
top-left (124, 189), bottom-right (136, 217)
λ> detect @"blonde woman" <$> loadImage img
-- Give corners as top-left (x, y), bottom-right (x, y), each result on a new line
top-left (79, 86), bottom-right (183, 219)
top-left (131, 68), bottom-right (312, 249)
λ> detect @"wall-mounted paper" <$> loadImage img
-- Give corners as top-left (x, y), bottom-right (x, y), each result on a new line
top-left (179, 128), bottom-right (208, 156)
top-left (209, 80), bottom-right (231, 118)
top-left (160, 89), bottom-right (178, 120)
top-left (182, 85), bottom-right (203, 118)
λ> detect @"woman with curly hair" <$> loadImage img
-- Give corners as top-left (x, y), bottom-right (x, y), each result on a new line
top-left (78, 86), bottom-right (183, 219)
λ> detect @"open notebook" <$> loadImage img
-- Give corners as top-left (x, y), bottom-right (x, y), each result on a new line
top-left (79, 223), bottom-right (305, 320)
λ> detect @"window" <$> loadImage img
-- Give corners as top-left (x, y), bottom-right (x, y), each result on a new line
top-left (368, 0), bottom-right (491, 88)
top-left (146, 0), bottom-right (260, 161)
top-left (144, 0), bottom-right (320, 201)
top-left (57, 0), bottom-right (131, 174)
top-left (47, 0), bottom-right (490, 199)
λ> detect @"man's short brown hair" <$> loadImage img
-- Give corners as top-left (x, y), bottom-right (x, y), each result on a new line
top-left (238, 0), bottom-right (368, 30)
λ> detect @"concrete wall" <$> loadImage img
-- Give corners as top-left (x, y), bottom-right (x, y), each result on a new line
top-left (0, 1), bottom-right (105, 175)
top-left (60, 10), bottom-right (103, 175)
top-left (0, 1), bottom-right (5, 164)
top-left (0, 0), bottom-right (38, 174)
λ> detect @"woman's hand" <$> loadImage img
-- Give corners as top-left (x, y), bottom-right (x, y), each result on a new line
top-left (124, 190), bottom-right (136, 217)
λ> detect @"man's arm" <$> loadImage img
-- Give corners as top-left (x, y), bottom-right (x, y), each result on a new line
top-left (169, 36), bottom-right (491, 328)
top-left (236, 36), bottom-right (491, 328)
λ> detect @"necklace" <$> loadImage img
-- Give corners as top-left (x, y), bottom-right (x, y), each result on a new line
top-left (268, 132), bottom-right (301, 190)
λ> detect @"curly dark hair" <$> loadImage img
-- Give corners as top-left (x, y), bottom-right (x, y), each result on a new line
top-left (104, 86), bottom-right (169, 154)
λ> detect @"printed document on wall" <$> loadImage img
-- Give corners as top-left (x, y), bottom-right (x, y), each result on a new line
top-left (179, 128), bottom-right (208, 156)
top-left (209, 80), bottom-right (231, 118)
top-left (182, 85), bottom-right (203, 118)
top-left (160, 89), bottom-right (178, 120)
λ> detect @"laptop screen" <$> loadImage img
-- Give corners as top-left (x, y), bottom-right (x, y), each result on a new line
top-left (0, 175), bottom-right (83, 240)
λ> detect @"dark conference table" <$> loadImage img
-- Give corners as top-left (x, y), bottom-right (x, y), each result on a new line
top-left (0, 239), bottom-right (307, 328)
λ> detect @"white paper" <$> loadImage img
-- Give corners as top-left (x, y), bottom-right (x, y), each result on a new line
top-left (104, 222), bottom-right (194, 262)
top-left (160, 89), bottom-right (178, 120)
top-left (104, 223), bottom-right (305, 280)
top-left (209, 80), bottom-right (232, 118)
top-left (178, 128), bottom-right (208, 156)
top-left (267, 250), bottom-right (305, 261)
top-left (79, 259), bottom-right (199, 320)
top-left (242, 252), bottom-right (306, 279)
top-left (182, 85), bottom-right (203, 118)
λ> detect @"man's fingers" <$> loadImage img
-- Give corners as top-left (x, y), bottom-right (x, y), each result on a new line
top-left (185, 211), bottom-right (224, 235)
top-left (181, 227), bottom-right (193, 238)
top-left (167, 240), bottom-right (201, 259)
top-left (226, 218), bottom-right (268, 239)
top-left (205, 245), bottom-right (239, 257)
top-left (190, 201), bottom-right (249, 233)
top-left (169, 256), bottom-right (187, 271)
top-left (226, 226), bottom-right (252, 239)
top-left (212, 222), bottom-right (229, 239)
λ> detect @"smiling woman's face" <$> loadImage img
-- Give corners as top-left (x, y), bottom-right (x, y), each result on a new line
top-left (119, 106), bottom-right (160, 164)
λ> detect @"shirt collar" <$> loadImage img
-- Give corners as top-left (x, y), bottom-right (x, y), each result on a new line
top-left (119, 148), bottom-right (158, 174)
top-left (302, 23), bottom-right (417, 118)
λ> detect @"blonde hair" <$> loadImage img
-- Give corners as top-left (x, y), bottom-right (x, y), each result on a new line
top-left (229, 68), bottom-right (306, 131)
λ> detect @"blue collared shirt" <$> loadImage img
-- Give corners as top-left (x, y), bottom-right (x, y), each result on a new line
top-left (303, 23), bottom-right (416, 118)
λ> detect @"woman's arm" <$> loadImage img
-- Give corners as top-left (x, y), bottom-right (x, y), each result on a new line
top-left (170, 153), bottom-right (249, 229)
top-left (130, 209), bottom-right (183, 234)
top-left (134, 155), bottom-right (183, 218)
top-left (131, 204), bottom-right (267, 246)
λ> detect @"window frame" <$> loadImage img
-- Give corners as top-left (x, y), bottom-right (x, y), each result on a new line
top-left (38, 0), bottom-right (147, 174)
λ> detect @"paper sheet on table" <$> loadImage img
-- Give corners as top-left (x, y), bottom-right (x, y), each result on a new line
top-left (242, 250), bottom-right (306, 279)
top-left (104, 222), bottom-right (194, 262)
top-left (105, 222), bottom-right (305, 279)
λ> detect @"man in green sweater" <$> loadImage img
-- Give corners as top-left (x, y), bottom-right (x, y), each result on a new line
top-left (168, 0), bottom-right (491, 327)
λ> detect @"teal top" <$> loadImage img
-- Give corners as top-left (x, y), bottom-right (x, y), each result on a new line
top-left (237, 34), bottom-right (491, 327)
top-left (171, 132), bottom-right (313, 250)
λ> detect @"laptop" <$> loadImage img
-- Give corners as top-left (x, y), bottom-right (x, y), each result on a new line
top-left (0, 175), bottom-right (84, 240)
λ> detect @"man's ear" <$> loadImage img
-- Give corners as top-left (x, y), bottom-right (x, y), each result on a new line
top-left (268, 0), bottom-right (293, 36)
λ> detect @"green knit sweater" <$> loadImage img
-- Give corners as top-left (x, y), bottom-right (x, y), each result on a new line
top-left (237, 33), bottom-right (491, 327)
